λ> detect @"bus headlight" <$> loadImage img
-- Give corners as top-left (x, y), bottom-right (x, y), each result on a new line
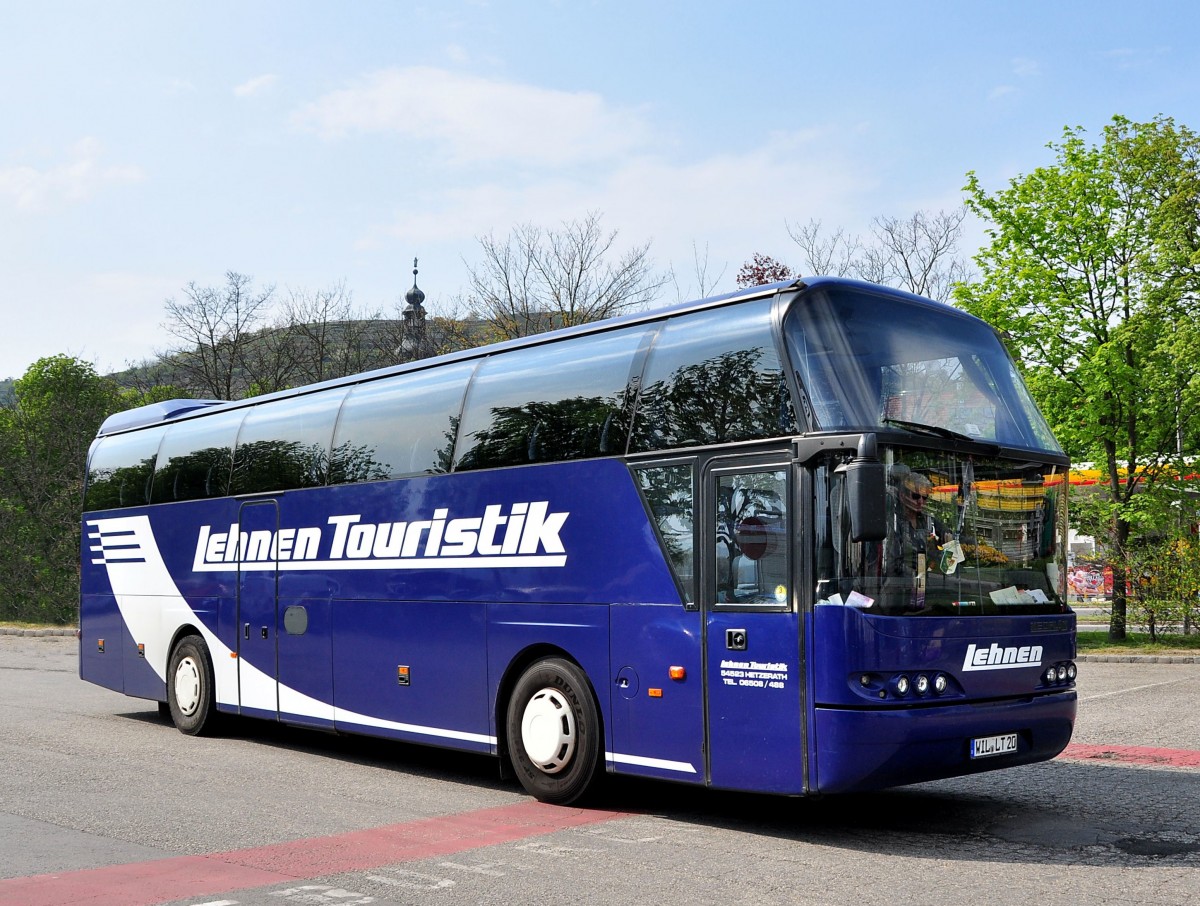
top-left (933, 674), bottom-right (948, 694)
top-left (915, 674), bottom-right (930, 695)
top-left (1042, 661), bottom-right (1076, 687)
top-left (895, 675), bottom-right (910, 696)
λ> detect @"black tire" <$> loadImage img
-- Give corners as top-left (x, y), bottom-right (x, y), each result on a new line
top-left (167, 634), bottom-right (219, 736)
top-left (505, 658), bottom-right (602, 804)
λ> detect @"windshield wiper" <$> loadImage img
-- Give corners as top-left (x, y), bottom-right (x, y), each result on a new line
top-left (881, 418), bottom-right (979, 444)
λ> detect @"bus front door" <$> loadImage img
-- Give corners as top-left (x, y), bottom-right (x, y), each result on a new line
top-left (236, 500), bottom-right (279, 718)
top-left (703, 459), bottom-right (806, 794)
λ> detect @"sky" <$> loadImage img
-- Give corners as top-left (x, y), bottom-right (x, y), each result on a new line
top-left (2, 1), bottom-right (1198, 381)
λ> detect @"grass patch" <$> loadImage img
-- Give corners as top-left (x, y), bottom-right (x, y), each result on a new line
top-left (0, 621), bottom-right (66, 629)
top-left (1077, 629), bottom-right (1200, 656)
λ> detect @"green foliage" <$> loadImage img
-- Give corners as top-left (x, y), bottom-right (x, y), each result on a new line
top-left (1126, 535), bottom-right (1200, 640)
top-left (956, 115), bottom-right (1200, 638)
top-left (0, 356), bottom-right (133, 624)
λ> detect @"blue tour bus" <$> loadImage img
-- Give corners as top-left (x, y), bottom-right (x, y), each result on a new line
top-left (80, 277), bottom-right (1076, 804)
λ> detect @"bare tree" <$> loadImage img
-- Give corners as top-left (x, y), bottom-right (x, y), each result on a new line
top-left (786, 208), bottom-right (971, 302)
top-left (786, 219), bottom-right (860, 277)
top-left (467, 212), bottom-right (667, 340)
top-left (669, 241), bottom-right (728, 302)
top-left (862, 209), bottom-right (971, 301)
top-left (238, 325), bottom-right (301, 396)
top-left (283, 281), bottom-right (386, 383)
top-left (161, 272), bottom-right (276, 399)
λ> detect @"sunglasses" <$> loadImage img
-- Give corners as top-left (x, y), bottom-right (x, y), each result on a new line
top-left (905, 489), bottom-right (930, 502)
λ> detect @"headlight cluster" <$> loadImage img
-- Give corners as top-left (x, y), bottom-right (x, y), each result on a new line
top-left (1043, 661), bottom-right (1077, 686)
top-left (857, 672), bottom-right (953, 699)
top-left (893, 672), bottom-right (949, 697)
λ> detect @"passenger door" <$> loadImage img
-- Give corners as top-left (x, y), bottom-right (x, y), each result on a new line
top-left (703, 455), bottom-right (806, 793)
top-left (609, 460), bottom-right (705, 784)
top-left (236, 500), bottom-right (279, 717)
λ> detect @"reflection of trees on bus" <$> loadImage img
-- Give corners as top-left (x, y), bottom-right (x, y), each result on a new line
top-left (231, 440), bottom-right (330, 495)
top-left (636, 464), bottom-right (695, 598)
top-left (85, 457), bottom-right (158, 510)
top-left (436, 416), bottom-right (458, 474)
top-left (457, 395), bottom-right (626, 470)
top-left (152, 446), bottom-right (232, 502)
top-left (632, 348), bottom-right (796, 450)
top-left (327, 441), bottom-right (392, 485)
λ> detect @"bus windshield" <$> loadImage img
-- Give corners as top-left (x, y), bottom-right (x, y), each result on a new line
top-left (784, 285), bottom-right (1061, 454)
top-left (816, 448), bottom-right (1069, 617)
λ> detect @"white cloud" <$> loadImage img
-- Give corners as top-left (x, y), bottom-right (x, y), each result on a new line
top-left (234, 73), bottom-right (279, 97)
top-left (0, 138), bottom-right (143, 212)
top-left (1102, 46), bottom-right (1169, 70)
top-left (1012, 57), bottom-right (1040, 78)
top-left (359, 126), bottom-right (880, 284)
top-left (293, 66), bottom-right (654, 166)
top-left (989, 85), bottom-right (1017, 101)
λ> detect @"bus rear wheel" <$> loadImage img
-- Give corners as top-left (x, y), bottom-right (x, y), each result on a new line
top-left (506, 658), bottom-right (601, 804)
top-left (167, 635), bottom-right (219, 736)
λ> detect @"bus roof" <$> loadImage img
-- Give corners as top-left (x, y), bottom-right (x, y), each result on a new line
top-left (95, 276), bottom-right (983, 438)
top-left (96, 278), bottom-right (806, 437)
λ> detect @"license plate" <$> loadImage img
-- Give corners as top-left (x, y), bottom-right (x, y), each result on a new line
top-left (970, 733), bottom-right (1018, 759)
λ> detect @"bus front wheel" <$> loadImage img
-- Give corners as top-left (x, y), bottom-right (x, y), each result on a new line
top-left (506, 658), bottom-right (601, 804)
top-left (167, 635), bottom-right (219, 736)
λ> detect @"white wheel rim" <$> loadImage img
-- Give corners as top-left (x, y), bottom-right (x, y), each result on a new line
top-left (520, 687), bottom-right (576, 774)
top-left (174, 656), bottom-right (202, 717)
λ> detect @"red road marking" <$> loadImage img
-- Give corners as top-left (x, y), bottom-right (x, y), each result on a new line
top-left (1059, 743), bottom-right (1200, 768)
top-left (0, 800), bottom-right (624, 906)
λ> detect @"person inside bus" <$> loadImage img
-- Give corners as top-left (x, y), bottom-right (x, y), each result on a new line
top-left (885, 466), bottom-right (948, 606)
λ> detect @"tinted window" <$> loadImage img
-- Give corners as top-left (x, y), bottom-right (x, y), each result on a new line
top-left (230, 390), bottom-right (346, 495)
top-left (714, 468), bottom-right (789, 608)
top-left (635, 463), bottom-right (696, 604)
top-left (814, 449), bottom-right (1069, 617)
top-left (454, 326), bottom-right (649, 471)
top-left (629, 300), bottom-right (797, 453)
top-left (84, 428), bottom-right (165, 511)
top-left (783, 286), bottom-right (1061, 452)
top-left (150, 409), bottom-right (245, 503)
top-left (329, 363), bottom-right (473, 484)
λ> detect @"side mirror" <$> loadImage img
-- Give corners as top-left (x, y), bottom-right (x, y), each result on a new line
top-left (843, 434), bottom-right (887, 542)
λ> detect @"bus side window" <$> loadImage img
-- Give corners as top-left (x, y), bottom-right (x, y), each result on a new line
top-left (151, 409), bottom-right (243, 503)
top-left (231, 390), bottom-right (346, 495)
top-left (714, 469), bottom-right (788, 606)
top-left (454, 326), bottom-right (647, 471)
top-left (84, 428), bottom-right (165, 511)
top-left (628, 300), bottom-right (798, 454)
top-left (634, 464), bottom-right (696, 604)
top-left (330, 362), bottom-right (474, 484)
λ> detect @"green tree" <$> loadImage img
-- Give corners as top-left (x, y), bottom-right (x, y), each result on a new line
top-left (956, 115), bottom-right (1200, 640)
top-left (0, 356), bottom-right (127, 623)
